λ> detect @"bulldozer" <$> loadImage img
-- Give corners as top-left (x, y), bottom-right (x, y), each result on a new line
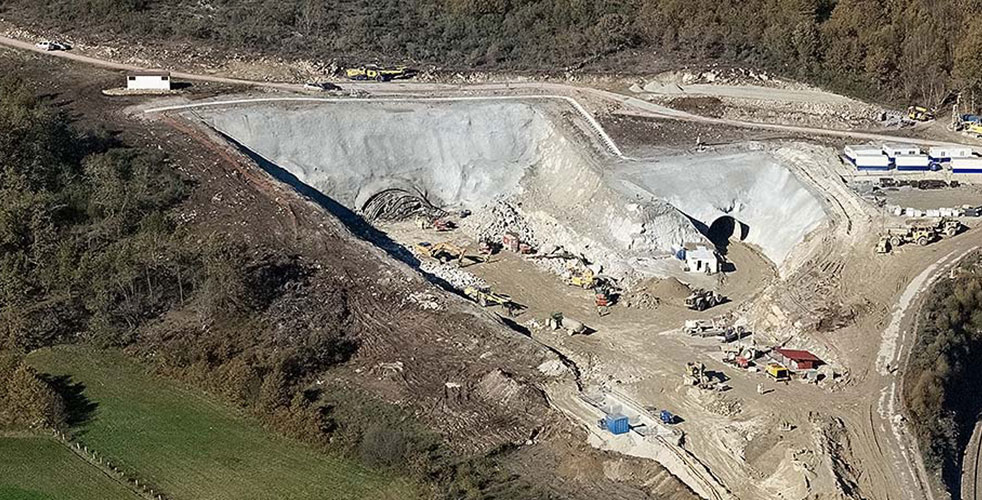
top-left (344, 65), bottom-right (415, 82)
top-left (906, 105), bottom-right (935, 122)
top-left (685, 289), bottom-right (725, 311)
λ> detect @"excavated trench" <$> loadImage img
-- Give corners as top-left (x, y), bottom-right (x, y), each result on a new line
top-left (195, 99), bottom-right (827, 280)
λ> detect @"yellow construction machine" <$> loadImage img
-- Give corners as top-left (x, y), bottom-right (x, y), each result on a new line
top-left (883, 225), bottom-right (937, 248)
top-left (906, 105), bottom-right (934, 122)
top-left (345, 65), bottom-right (415, 82)
top-left (414, 241), bottom-right (486, 267)
top-left (567, 268), bottom-right (596, 289)
top-left (414, 241), bottom-right (464, 263)
top-left (464, 286), bottom-right (511, 308)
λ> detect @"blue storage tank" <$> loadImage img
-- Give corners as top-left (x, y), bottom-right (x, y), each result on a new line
top-left (603, 414), bottom-right (630, 435)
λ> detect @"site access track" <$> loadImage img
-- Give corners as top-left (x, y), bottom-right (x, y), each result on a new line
top-left (3, 33), bottom-right (978, 500)
top-left (0, 33), bottom-right (972, 152)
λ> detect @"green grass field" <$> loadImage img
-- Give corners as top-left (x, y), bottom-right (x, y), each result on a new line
top-left (27, 346), bottom-right (414, 500)
top-left (0, 436), bottom-right (136, 500)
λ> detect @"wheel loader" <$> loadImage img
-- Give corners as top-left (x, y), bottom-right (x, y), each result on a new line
top-left (883, 226), bottom-right (937, 248)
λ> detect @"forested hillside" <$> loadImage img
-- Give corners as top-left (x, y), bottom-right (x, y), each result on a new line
top-left (3, 0), bottom-right (982, 104)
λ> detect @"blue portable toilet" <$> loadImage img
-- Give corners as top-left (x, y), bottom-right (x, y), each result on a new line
top-left (602, 414), bottom-right (630, 435)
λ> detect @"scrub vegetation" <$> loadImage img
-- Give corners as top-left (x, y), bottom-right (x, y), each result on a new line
top-left (905, 251), bottom-right (982, 493)
top-left (4, 0), bottom-right (982, 104)
top-left (0, 75), bottom-right (549, 499)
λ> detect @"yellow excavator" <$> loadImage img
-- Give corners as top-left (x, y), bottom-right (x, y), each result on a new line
top-left (414, 241), bottom-right (487, 267)
top-left (345, 65), bottom-right (415, 82)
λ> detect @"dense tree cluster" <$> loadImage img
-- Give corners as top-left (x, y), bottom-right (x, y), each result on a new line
top-left (906, 254), bottom-right (982, 493)
top-left (0, 354), bottom-right (66, 431)
top-left (4, 0), bottom-right (982, 104)
top-left (0, 76), bottom-right (193, 350)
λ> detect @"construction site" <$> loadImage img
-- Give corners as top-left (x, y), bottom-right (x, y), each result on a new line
top-left (7, 30), bottom-right (982, 500)
top-left (127, 83), bottom-right (978, 500)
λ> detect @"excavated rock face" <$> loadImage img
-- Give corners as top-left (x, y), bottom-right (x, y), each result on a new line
top-left (197, 99), bottom-right (826, 280)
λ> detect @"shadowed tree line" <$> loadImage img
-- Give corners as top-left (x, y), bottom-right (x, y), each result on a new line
top-left (3, 0), bottom-right (982, 105)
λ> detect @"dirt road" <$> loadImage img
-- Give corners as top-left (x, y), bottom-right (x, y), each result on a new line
top-left (641, 81), bottom-right (859, 104)
top-left (1, 35), bottom-right (973, 150)
top-left (964, 420), bottom-right (982, 500)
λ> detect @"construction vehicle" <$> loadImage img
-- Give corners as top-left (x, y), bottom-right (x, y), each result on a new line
top-left (884, 225), bottom-right (937, 248)
top-left (415, 241), bottom-right (488, 267)
top-left (464, 286), bottom-right (514, 308)
top-left (414, 241), bottom-right (463, 263)
top-left (685, 289), bottom-right (725, 311)
top-left (432, 218), bottom-right (456, 232)
top-left (684, 362), bottom-right (727, 390)
top-left (939, 218), bottom-right (965, 237)
top-left (683, 319), bottom-right (725, 337)
top-left (594, 284), bottom-right (619, 316)
top-left (567, 268), bottom-right (597, 289)
top-left (906, 105), bottom-right (935, 122)
top-left (765, 363), bottom-right (790, 381)
top-left (344, 65), bottom-right (415, 82)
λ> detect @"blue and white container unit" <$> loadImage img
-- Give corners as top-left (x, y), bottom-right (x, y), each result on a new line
top-left (928, 146), bottom-right (974, 163)
top-left (844, 144), bottom-right (891, 171)
top-left (882, 143), bottom-right (920, 161)
top-left (894, 154), bottom-right (932, 171)
top-left (952, 157), bottom-right (982, 174)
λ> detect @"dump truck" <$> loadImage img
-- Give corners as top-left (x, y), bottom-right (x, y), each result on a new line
top-left (685, 289), bottom-right (725, 311)
top-left (906, 105), bottom-right (934, 122)
top-left (344, 65), bottom-right (415, 82)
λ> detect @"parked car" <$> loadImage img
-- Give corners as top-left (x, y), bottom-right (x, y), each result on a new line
top-left (303, 82), bottom-right (341, 91)
top-left (35, 41), bottom-right (71, 51)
